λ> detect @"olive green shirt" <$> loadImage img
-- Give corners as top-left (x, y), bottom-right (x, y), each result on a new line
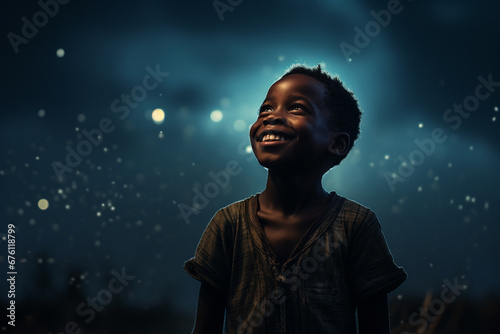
top-left (185, 192), bottom-right (407, 333)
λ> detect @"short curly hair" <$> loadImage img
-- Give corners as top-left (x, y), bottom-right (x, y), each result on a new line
top-left (280, 64), bottom-right (362, 153)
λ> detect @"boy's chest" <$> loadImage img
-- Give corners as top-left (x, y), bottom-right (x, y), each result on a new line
top-left (259, 213), bottom-right (317, 264)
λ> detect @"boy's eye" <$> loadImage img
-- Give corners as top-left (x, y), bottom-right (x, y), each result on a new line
top-left (259, 105), bottom-right (273, 114)
top-left (290, 104), bottom-right (307, 113)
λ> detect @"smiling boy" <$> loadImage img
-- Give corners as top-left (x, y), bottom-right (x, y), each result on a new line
top-left (185, 64), bottom-right (407, 334)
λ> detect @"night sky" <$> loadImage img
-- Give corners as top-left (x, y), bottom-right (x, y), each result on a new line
top-left (1, 0), bottom-right (500, 328)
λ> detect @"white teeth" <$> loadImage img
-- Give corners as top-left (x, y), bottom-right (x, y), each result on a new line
top-left (261, 133), bottom-right (290, 142)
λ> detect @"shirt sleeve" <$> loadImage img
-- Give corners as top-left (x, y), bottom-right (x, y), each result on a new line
top-left (347, 208), bottom-right (407, 298)
top-left (184, 210), bottom-right (233, 294)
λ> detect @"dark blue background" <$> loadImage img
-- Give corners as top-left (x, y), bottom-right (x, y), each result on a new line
top-left (1, 0), bottom-right (499, 331)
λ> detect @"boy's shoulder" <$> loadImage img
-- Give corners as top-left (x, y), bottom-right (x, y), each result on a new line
top-left (210, 194), bottom-right (257, 222)
top-left (339, 196), bottom-right (376, 219)
top-left (336, 196), bottom-right (383, 241)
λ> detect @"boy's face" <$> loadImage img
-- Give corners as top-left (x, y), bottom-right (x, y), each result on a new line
top-left (250, 74), bottom-right (336, 172)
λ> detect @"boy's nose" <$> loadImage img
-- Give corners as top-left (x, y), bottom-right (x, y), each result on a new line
top-left (263, 113), bottom-right (286, 126)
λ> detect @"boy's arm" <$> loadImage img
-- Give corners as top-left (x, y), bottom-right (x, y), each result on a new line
top-left (192, 282), bottom-right (226, 334)
top-left (357, 293), bottom-right (390, 334)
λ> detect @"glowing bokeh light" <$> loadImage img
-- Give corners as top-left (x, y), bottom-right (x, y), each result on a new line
top-left (38, 199), bottom-right (49, 210)
top-left (210, 110), bottom-right (223, 122)
top-left (152, 108), bottom-right (165, 124)
top-left (56, 48), bottom-right (65, 58)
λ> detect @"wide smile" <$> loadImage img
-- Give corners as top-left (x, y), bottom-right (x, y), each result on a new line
top-left (256, 129), bottom-right (295, 146)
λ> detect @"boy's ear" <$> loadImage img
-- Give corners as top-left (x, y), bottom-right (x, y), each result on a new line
top-left (328, 132), bottom-right (351, 157)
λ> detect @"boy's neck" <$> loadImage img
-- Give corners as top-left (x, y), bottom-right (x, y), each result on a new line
top-left (259, 169), bottom-right (330, 217)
